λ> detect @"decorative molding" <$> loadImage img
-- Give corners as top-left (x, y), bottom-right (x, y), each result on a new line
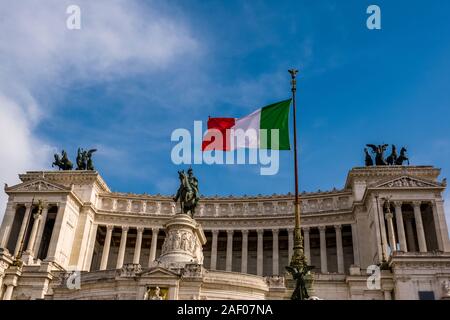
top-left (5, 179), bottom-right (70, 193)
top-left (117, 263), bottom-right (142, 277)
top-left (374, 176), bottom-right (442, 189)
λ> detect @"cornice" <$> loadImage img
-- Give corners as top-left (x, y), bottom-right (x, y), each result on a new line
top-left (19, 171), bottom-right (110, 192)
top-left (345, 166), bottom-right (441, 188)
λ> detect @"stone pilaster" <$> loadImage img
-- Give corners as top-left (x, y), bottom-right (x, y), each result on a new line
top-left (241, 230), bottom-right (248, 273)
top-left (351, 223), bottom-right (360, 266)
top-left (210, 230), bottom-right (218, 270)
top-left (334, 225), bottom-right (344, 273)
top-left (319, 226), bottom-right (328, 273)
top-left (272, 229), bottom-right (279, 275)
top-left (257, 229), bottom-right (264, 276)
top-left (226, 230), bottom-right (234, 271)
top-left (45, 202), bottom-right (67, 263)
top-left (0, 202), bottom-right (16, 248)
top-left (432, 200), bottom-right (450, 252)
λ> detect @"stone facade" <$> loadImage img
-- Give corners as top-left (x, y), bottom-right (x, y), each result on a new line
top-left (0, 166), bottom-right (449, 300)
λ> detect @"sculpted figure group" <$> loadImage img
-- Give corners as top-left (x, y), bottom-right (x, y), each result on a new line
top-left (52, 148), bottom-right (97, 171)
top-left (365, 144), bottom-right (409, 166)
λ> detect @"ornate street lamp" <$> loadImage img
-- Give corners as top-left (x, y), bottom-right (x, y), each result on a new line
top-left (285, 69), bottom-right (315, 300)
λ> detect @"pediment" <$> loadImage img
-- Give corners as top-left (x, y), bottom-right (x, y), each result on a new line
top-left (5, 179), bottom-right (71, 193)
top-left (373, 176), bottom-right (442, 189)
top-left (140, 267), bottom-right (180, 278)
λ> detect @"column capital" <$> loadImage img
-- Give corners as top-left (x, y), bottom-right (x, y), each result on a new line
top-left (226, 229), bottom-right (234, 235)
top-left (106, 225), bottom-right (114, 232)
top-left (318, 225), bottom-right (327, 232)
top-left (33, 213), bottom-right (42, 220)
top-left (271, 228), bottom-right (279, 235)
top-left (121, 226), bottom-right (129, 232)
top-left (256, 229), bottom-right (264, 235)
top-left (25, 203), bottom-right (32, 209)
top-left (241, 230), bottom-right (249, 235)
top-left (412, 201), bottom-right (422, 208)
top-left (287, 227), bottom-right (294, 233)
top-left (211, 229), bottom-right (219, 235)
top-left (151, 227), bottom-right (159, 233)
top-left (393, 201), bottom-right (403, 208)
top-left (302, 227), bottom-right (310, 232)
top-left (334, 224), bottom-right (342, 230)
top-left (385, 212), bottom-right (394, 220)
top-left (136, 227), bottom-right (145, 233)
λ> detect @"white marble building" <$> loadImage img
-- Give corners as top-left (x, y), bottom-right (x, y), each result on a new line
top-left (0, 165), bottom-right (450, 300)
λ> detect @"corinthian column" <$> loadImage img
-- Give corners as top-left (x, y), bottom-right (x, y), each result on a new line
top-left (25, 213), bottom-right (42, 254)
top-left (100, 225), bottom-right (113, 270)
top-left (148, 228), bottom-right (159, 266)
top-left (210, 230), bottom-right (218, 270)
top-left (241, 230), bottom-right (248, 273)
top-left (394, 201), bottom-right (407, 252)
top-left (385, 209), bottom-right (397, 254)
top-left (226, 230), bottom-right (234, 271)
top-left (257, 229), bottom-right (264, 276)
top-left (33, 204), bottom-right (49, 257)
top-left (319, 226), bottom-right (328, 273)
top-left (334, 225), bottom-right (344, 273)
top-left (351, 223), bottom-right (360, 266)
top-left (303, 227), bottom-right (311, 263)
top-left (287, 228), bottom-right (294, 262)
top-left (116, 226), bottom-right (129, 269)
top-left (413, 201), bottom-right (427, 252)
top-left (272, 229), bottom-right (279, 275)
top-left (133, 227), bottom-right (144, 264)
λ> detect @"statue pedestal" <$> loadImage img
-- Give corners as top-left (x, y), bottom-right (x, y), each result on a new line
top-left (156, 214), bottom-right (206, 270)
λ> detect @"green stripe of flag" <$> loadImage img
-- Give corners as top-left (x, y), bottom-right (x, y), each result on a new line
top-left (259, 99), bottom-right (292, 150)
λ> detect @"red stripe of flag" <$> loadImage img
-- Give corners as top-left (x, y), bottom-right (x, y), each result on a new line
top-left (202, 117), bottom-right (235, 151)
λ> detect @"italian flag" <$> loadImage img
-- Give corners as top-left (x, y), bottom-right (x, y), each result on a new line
top-left (202, 99), bottom-right (292, 151)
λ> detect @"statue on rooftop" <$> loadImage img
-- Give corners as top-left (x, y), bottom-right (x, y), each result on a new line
top-left (76, 148), bottom-right (97, 170)
top-left (52, 150), bottom-right (73, 170)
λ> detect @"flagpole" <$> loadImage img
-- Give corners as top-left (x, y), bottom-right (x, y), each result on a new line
top-left (287, 68), bottom-right (312, 300)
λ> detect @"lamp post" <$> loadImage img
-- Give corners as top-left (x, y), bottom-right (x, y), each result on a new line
top-left (285, 69), bottom-right (314, 300)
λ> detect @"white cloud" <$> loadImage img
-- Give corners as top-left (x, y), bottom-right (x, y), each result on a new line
top-left (0, 0), bottom-right (199, 219)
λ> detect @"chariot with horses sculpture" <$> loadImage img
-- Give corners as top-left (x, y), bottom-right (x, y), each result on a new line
top-left (365, 144), bottom-right (409, 167)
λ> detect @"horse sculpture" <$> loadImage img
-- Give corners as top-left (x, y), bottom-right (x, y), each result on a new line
top-left (173, 170), bottom-right (198, 217)
top-left (52, 150), bottom-right (73, 170)
top-left (386, 145), bottom-right (398, 165)
top-left (395, 147), bottom-right (409, 165)
top-left (366, 144), bottom-right (389, 166)
top-left (364, 148), bottom-right (373, 166)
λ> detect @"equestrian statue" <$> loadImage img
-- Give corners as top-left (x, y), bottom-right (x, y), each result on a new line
top-left (173, 168), bottom-right (200, 218)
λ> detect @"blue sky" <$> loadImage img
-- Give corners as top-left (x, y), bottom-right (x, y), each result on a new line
top-left (1, 0), bottom-right (450, 207)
